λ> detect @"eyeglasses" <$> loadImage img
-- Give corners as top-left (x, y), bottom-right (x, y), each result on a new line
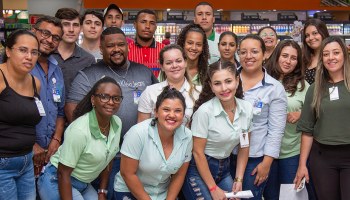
top-left (260, 32), bottom-right (276, 38)
top-left (11, 47), bottom-right (41, 58)
top-left (94, 93), bottom-right (123, 104)
top-left (238, 49), bottom-right (261, 58)
top-left (34, 28), bottom-right (62, 43)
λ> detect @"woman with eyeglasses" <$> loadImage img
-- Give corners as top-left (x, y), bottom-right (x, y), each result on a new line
top-left (258, 26), bottom-right (278, 64)
top-left (138, 44), bottom-right (201, 127)
top-left (37, 76), bottom-right (123, 200)
top-left (0, 29), bottom-right (42, 199)
top-left (230, 34), bottom-right (287, 200)
top-left (302, 19), bottom-right (330, 85)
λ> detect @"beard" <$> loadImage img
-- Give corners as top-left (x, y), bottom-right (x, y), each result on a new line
top-left (138, 34), bottom-right (153, 42)
top-left (109, 52), bottom-right (127, 68)
top-left (39, 41), bottom-right (56, 57)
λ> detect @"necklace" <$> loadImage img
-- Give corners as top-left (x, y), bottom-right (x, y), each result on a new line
top-left (162, 134), bottom-right (174, 149)
top-left (108, 65), bottom-right (129, 79)
top-left (99, 122), bottom-right (110, 135)
top-left (224, 108), bottom-right (235, 113)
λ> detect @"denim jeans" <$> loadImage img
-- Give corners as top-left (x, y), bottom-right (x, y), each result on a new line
top-left (37, 163), bottom-right (98, 200)
top-left (230, 155), bottom-right (269, 200)
top-left (0, 151), bottom-right (36, 200)
top-left (91, 158), bottom-right (120, 200)
top-left (114, 191), bottom-right (137, 200)
top-left (182, 154), bottom-right (233, 199)
top-left (262, 154), bottom-right (300, 200)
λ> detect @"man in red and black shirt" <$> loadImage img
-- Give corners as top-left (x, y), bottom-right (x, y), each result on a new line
top-left (128, 9), bottom-right (165, 78)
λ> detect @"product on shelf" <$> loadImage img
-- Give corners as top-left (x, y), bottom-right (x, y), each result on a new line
top-left (271, 25), bottom-right (289, 35)
top-left (232, 25), bottom-right (250, 35)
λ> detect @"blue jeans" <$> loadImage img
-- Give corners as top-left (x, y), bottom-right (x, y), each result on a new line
top-left (230, 155), bottom-right (270, 200)
top-left (91, 158), bottom-right (121, 200)
top-left (182, 154), bottom-right (233, 199)
top-left (37, 163), bottom-right (98, 200)
top-left (114, 191), bottom-right (137, 200)
top-left (263, 154), bottom-right (300, 200)
top-left (0, 151), bottom-right (36, 200)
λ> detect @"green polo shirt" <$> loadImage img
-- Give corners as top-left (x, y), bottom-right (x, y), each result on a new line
top-left (279, 80), bottom-right (309, 159)
top-left (50, 108), bottom-right (122, 183)
top-left (192, 97), bottom-right (254, 159)
top-left (114, 119), bottom-right (193, 200)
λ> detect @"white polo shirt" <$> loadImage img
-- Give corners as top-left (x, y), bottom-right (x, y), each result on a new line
top-left (192, 97), bottom-right (254, 159)
top-left (114, 119), bottom-right (193, 200)
top-left (138, 79), bottom-right (202, 126)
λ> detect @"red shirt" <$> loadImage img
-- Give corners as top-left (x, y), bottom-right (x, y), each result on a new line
top-left (162, 39), bottom-right (170, 45)
top-left (128, 39), bottom-right (165, 78)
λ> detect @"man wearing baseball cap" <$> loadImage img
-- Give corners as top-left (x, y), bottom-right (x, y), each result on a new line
top-left (103, 3), bottom-right (133, 43)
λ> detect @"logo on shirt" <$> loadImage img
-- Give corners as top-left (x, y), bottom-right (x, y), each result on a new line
top-left (117, 80), bottom-right (146, 88)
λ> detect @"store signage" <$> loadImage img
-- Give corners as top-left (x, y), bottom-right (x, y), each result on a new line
top-left (29, 15), bottom-right (43, 25)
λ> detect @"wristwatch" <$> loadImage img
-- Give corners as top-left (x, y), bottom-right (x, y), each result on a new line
top-left (98, 189), bottom-right (108, 195)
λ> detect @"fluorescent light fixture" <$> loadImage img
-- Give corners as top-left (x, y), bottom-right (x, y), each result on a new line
top-left (273, 9), bottom-right (276, 11)
top-left (167, 8), bottom-right (171, 11)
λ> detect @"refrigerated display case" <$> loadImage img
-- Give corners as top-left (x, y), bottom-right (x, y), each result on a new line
top-left (251, 23), bottom-right (270, 34)
top-left (214, 23), bottom-right (232, 34)
top-left (232, 24), bottom-right (250, 35)
top-left (325, 23), bottom-right (343, 35)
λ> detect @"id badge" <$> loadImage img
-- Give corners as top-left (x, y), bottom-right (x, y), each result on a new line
top-left (240, 130), bottom-right (249, 148)
top-left (133, 90), bottom-right (141, 104)
top-left (35, 97), bottom-right (46, 116)
top-left (52, 88), bottom-right (61, 102)
top-left (329, 86), bottom-right (339, 101)
top-left (253, 100), bottom-right (263, 115)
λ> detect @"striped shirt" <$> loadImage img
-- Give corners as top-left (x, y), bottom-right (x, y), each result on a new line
top-left (127, 39), bottom-right (165, 78)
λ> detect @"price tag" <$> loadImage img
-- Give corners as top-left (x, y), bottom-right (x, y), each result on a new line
top-left (35, 97), bottom-right (46, 116)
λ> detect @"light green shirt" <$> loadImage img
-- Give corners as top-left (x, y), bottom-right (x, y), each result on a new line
top-left (207, 29), bottom-right (220, 64)
top-left (114, 119), bottom-right (193, 200)
top-left (157, 72), bottom-right (201, 86)
top-left (50, 108), bottom-right (122, 183)
top-left (192, 97), bottom-right (254, 159)
top-left (279, 80), bottom-right (309, 159)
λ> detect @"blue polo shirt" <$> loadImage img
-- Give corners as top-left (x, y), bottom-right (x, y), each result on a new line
top-left (30, 55), bottom-right (65, 149)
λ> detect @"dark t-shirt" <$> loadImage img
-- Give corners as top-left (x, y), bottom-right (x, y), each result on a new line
top-left (297, 80), bottom-right (350, 145)
top-left (67, 60), bottom-right (158, 146)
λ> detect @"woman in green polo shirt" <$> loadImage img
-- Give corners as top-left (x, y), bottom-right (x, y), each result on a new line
top-left (37, 76), bottom-right (123, 200)
top-left (263, 40), bottom-right (309, 199)
top-left (294, 36), bottom-right (350, 200)
top-left (114, 86), bottom-right (193, 200)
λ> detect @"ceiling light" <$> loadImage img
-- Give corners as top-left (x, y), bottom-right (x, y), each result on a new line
top-left (167, 8), bottom-right (171, 11)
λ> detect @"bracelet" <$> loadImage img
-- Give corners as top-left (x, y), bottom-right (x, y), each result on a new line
top-left (98, 189), bottom-right (108, 195)
top-left (53, 137), bottom-right (61, 144)
top-left (209, 185), bottom-right (218, 191)
top-left (234, 177), bottom-right (243, 182)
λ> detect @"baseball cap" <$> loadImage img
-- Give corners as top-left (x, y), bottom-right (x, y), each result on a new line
top-left (103, 4), bottom-right (123, 19)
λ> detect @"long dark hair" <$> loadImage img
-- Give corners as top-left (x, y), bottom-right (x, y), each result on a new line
top-left (265, 40), bottom-right (305, 96)
top-left (176, 23), bottom-right (209, 85)
top-left (302, 19), bottom-right (329, 68)
top-left (151, 85), bottom-right (186, 126)
top-left (3, 29), bottom-right (39, 63)
top-left (219, 31), bottom-right (238, 64)
top-left (72, 76), bottom-right (122, 121)
top-left (190, 60), bottom-right (243, 128)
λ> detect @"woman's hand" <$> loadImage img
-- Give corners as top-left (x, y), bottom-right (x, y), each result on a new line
top-left (287, 111), bottom-right (301, 124)
top-left (210, 186), bottom-right (228, 200)
top-left (230, 181), bottom-right (242, 200)
top-left (293, 165), bottom-right (309, 189)
top-left (251, 161), bottom-right (271, 186)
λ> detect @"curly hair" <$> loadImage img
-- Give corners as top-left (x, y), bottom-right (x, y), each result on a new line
top-left (176, 23), bottom-right (209, 85)
top-left (265, 40), bottom-right (306, 97)
top-left (190, 60), bottom-right (244, 128)
top-left (151, 85), bottom-right (187, 126)
top-left (72, 76), bottom-right (122, 121)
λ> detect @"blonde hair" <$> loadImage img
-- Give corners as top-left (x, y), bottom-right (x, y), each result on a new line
top-left (312, 36), bottom-right (350, 118)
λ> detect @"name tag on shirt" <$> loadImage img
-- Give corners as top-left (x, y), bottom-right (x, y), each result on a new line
top-left (253, 100), bottom-right (263, 115)
top-left (329, 86), bottom-right (339, 101)
top-left (52, 88), bottom-right (61, 102)
top-left (35, 97), bottom-right (46, 116)
top-left (133, 90), bottom-right (141, 104)
top-left (240, 131), bottom-right (249, 148)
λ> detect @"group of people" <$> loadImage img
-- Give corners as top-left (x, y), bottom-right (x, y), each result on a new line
top-left (1, 1), bottom-right (350, 200)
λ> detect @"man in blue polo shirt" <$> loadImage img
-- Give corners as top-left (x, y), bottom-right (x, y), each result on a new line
top-left (30, 16), bottom-right (65, 173)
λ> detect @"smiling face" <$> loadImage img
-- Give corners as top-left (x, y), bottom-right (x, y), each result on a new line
top-left (259, 28), bottom-right (277, 49)
top-left (194, 5), bottom-right (215, 32)
top-left (82, 14), bottom-right (103, 40)
top-left (322, 41), bottom-right (344, 76)
top-left (100, 33), bottom-right (128, 68)
top-left (6, 35), bottom-right (39, 74)
top-left (154, 98), bottom-right (184, 133)
top-left (239, 38), bottom-right (265, 73)
top-left (61, 18), bottom-right (80, 44)
top-left (91, 82), bottom-right (121, 119)
top-left (104, 9), bottom-right (124, 28)
top-left (134, 13), bottom-right (157, 42)
top-left (32, 21), bottom-right (62, 57)
top-left (278, 46), bottom-right (298, 75)
top-left (161, 49), bottom-right (187, 83)
top-left (209, 69), bottom-right (239, 102)
top-left (218, 34), bottom-right (238, 62)
top-left (184, 31), bottom-right (203, 61)
top-left (305, 25), bottom-right (323, 51)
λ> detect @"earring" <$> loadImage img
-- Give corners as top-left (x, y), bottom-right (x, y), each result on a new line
top-left (92, 103), bottom-right (95, 108)
top-left (212, 90), bottom-right (215, 93)
top-left (236, 86), bottom-right (238, 89)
